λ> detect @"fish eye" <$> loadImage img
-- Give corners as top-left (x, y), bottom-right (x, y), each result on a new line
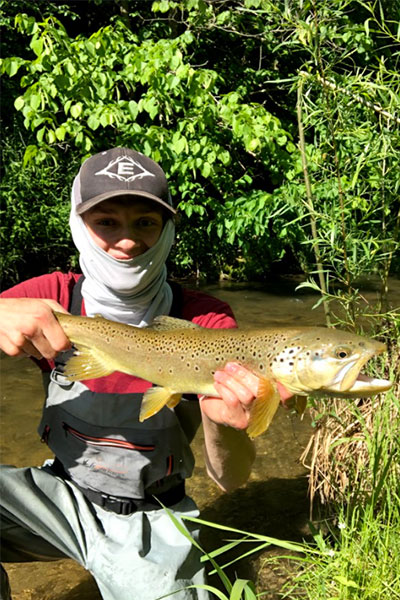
top-left (335, 346), bottom-right (351, 359)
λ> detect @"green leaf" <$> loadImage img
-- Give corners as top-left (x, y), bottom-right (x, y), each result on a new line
top-left (201, 162), bottom-right (211, 178)
top-left (87, 115), bottom-right (100, 130)
top-left (3, 57), bottom-right (24, 77)
top-left (55, 126), bottom-right (66, 141)
top-left (22, 144), bottom-right (38, 166)
top-left (14, 97), bottom-right (24, 111)
top-left (30, 37), bottom-right (43, 57)
top-left (29, 94), bottom-right (41, 110)
top-left (334, 575), bottom-right (359, 588)
top-left (70, 103), bottom-right (83, 119)
top-left (128, 101), bottom-right (138, 119)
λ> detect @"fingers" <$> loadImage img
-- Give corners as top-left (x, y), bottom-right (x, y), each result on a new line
top-left (0, 298), bottom-right (71, 360)
top-left (200, 363), bottom-right (260, 430)
top-left (214, 362), bottom-right (259, 407)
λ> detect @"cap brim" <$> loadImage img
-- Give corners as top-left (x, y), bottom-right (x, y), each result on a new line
top-left (75, 190), bottom-right (176, 215)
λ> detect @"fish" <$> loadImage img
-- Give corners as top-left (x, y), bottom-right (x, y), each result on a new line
top-left (54, 312), bottom-right (392, 438)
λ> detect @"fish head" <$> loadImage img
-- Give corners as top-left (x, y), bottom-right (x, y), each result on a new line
top-left (270, 328), bottom-right (392, 397)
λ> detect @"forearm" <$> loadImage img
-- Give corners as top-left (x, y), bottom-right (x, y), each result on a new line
top-left (201, 412), bottom-right (256, 492)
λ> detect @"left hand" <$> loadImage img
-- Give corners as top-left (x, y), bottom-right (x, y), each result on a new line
top-left (199, 362), bottom-right (294, 431)
top-left (199, 362), bottom-right (255, 430)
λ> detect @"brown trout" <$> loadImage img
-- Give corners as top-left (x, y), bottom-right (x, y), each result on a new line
top-left (54, 313), bottom-right (392, 438)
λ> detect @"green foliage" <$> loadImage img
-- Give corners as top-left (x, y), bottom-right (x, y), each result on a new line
top-left (0, 0), bottom-right (399, 286)
top-left (0, 139), bottom-right (78, 287)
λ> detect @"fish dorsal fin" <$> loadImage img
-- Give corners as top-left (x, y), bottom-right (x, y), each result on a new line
top-left (148, 315), bottom-right (201, 331)
top-left (62, 345), bottom-right (114, 381)
top-left (246, 377), bottom-right (281, 439)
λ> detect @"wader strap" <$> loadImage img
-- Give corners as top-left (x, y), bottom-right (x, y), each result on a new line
top-left (168, 280), bottom-right (184, 318)
top-left (70, 275), bottom-right (85, 315)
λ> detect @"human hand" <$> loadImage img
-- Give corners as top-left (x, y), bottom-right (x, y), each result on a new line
top-left (0, 298), bottom-right (71, 360)
top-left (200, 362), bottom-right (294, 431)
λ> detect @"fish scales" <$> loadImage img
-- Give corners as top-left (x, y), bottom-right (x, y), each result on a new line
top-left (54, 312), bottom-right (392, 438)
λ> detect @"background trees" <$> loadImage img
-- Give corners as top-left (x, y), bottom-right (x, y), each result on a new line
top-left (1, 0), bottom-right (399, 291)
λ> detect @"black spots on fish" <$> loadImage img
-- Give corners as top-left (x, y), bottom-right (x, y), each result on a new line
top-left (168, 367), bottom-right (174, 375)
top-left (194, 365), bottom-right (200, 372)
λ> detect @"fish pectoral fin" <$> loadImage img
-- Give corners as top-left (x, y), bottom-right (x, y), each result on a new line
top-left (294, 395), bottom-right (308, 418)
top-left (139, 387), bottom-right (182, 422)
top-left (62, 346), bottom-right (114, 381)
top-left (148, 315), bottom-right (202, 331)
top-left (246, 377), bottom-right (281, 439)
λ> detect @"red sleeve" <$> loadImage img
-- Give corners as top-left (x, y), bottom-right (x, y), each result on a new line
top-left (1, 272), bottom-right (81, 310)
top-left (181, 288), bottom-right (237, 330)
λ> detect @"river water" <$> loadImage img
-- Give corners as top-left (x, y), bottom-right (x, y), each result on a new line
top-left (1, 277), bottom-right (399, 599)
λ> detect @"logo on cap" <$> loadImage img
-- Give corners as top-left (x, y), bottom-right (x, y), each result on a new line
top-left (95, 155), bottom-right (155, 182)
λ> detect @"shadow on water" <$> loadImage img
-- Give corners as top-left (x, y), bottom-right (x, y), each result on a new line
top-left (198, 476), bottom-right (311, 592)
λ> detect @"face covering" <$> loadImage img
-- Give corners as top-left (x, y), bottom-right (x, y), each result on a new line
top-left (69, 206), bottom-right (175, 327)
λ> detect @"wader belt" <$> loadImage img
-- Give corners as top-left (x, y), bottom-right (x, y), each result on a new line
top-left (50, 458), bottom-right (185, 515)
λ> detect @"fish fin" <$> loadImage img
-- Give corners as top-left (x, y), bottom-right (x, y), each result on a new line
top-left (167, 393), bottom-right (182, 409)
top-left (62, 346), bottom-right (114, 381)
top-left (246, 377), bottom-right (281, 439)
top-left (139, 387), bottom-right (181, 422)
top-left (148, 315), bottom-right (202, 331)
top-left (294, 395), bottom-right (308, 418)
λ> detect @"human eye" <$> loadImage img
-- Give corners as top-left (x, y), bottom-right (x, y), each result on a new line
top-left (95, 217), bottom-right (117, 227)
top-left (138, 216), bottom-right (161, 228)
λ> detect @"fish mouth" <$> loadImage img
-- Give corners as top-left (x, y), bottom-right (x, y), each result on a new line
top-left (329, 358), bottom-right (392, 397)
top-left (343, 372), bottom-right (393, 396)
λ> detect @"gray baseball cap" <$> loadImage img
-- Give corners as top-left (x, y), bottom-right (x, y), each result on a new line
top-left (73, 147), bottom-right (176, 215)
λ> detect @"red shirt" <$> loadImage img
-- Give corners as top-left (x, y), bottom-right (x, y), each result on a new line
top-left (2, 272), bottom-right (237, 394)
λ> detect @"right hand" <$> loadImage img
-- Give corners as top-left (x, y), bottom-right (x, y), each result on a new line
top-left (0, 298), bottom-right (71, 360)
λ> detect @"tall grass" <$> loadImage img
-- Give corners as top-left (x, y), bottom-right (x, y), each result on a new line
top-left (173, 363), bottom-right (399, 599)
